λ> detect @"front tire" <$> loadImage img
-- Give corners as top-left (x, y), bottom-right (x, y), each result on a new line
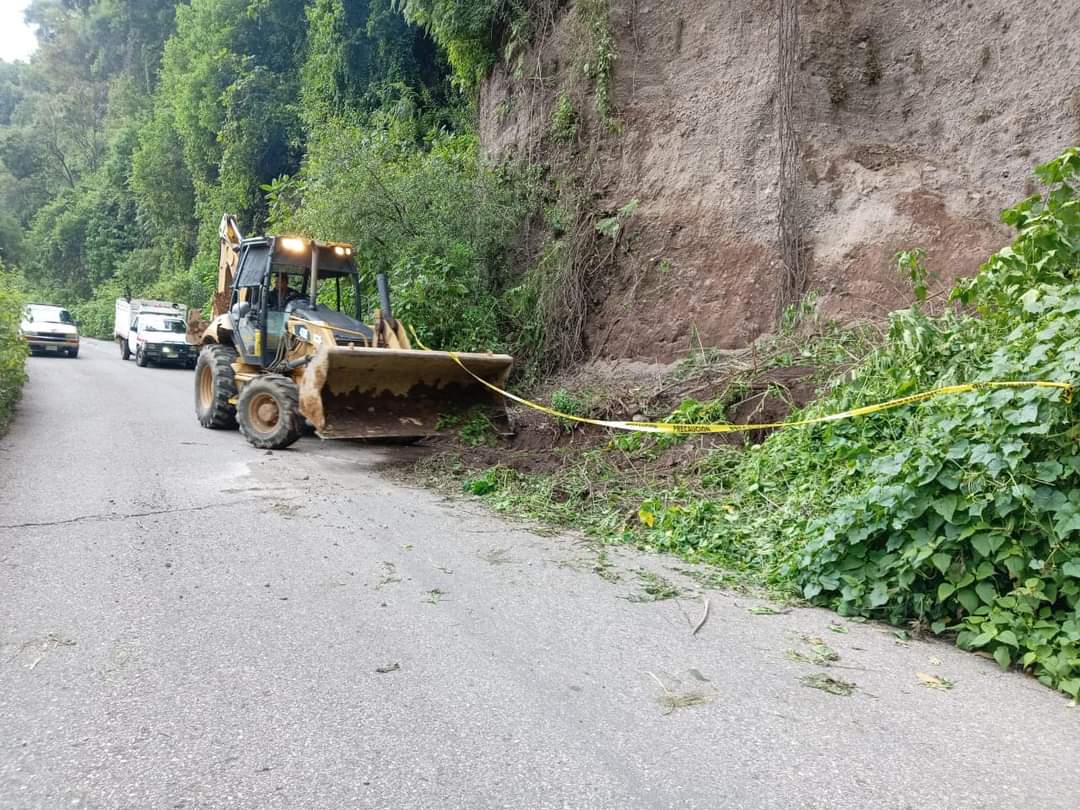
top-left (195, 345), bottom-right (238, 429)
top-left (135, 345), bottom-right (149, 367)
top-left (236, 375), bottom-right (303, 450)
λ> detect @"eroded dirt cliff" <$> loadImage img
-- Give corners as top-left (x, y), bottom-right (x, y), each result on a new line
top-left (480, 0), bottom-right (1080, 362)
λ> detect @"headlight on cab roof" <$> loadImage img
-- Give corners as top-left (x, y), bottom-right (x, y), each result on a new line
top-left (280, 237), bottom-right (306, 252)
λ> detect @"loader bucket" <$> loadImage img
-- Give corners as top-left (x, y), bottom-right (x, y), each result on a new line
top-left (298, 347), bottom-right (514, 440)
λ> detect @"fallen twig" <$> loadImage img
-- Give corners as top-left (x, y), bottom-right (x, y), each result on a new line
top-left (692, 597), bottom-right (710, 636)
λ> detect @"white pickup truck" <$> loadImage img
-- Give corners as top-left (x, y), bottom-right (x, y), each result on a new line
top-left (114, 298), bottom-right (198, 369)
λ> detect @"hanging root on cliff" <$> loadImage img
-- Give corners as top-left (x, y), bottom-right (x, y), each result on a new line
top-left (776, 0), bottom-right (804, 317)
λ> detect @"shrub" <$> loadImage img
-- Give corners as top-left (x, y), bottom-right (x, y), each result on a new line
top-left (391, 254), bottom-right (503, 351)
top-left (551, 92), bottom-right (578, 144)
top-left (0, 265), bottom-right (28, 431)
top-left (794, 148), bottom-right (1080, 697)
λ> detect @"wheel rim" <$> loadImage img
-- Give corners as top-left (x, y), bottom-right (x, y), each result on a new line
top-left (198, 364), bottom-right (214, 408)
top-left (247, 392), bottom-right (280, 433)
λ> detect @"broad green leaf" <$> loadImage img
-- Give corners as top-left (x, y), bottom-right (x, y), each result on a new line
top-left (993, 646), bottom-right (1012, 669)
top-left (970, 630), bottom-right (995, 648)
top-left (1053, 510), bottom-right (1080, 538)
top-left (975, 581), bottom-right (997, 605)
top-left (956, 588), bottom-right (980, 613)
top-left (996, 630), bottom-right (1019, 647)
top-left (937, 582), bottom-right (956, 601)
top-left (932, 495), bottom-right (958, 522)
top-left (868, 582), bottom-right (889, 607)
top-left (931, 553), bottom-right (952, 575)
top-left (1034, 460), bottom-right (1063, 481)
top-left (970, 535), bottom-right (992, 557)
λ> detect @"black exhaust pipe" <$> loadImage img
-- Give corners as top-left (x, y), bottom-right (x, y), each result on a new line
top-left (376, 272), bottom-right (393, 320)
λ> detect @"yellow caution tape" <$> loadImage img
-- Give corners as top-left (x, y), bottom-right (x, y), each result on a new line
top-left (410, 329), bottom-right (1074, 435)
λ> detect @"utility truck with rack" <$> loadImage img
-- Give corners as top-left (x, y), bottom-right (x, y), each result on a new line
top-left (115, 298), bottom-right (198, 368)
top-left (191, 215), bottom-right (514, 450)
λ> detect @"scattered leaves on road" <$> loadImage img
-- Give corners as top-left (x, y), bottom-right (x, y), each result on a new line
top-left (375, 562), bottom-right (401, 589)
top-left (787, 637), bottom-right (840, 666)
top-left (593, 550), bottom-right (621, 583)
top-left (479, 547), bottom-right (515, 565)
top-left (424, 588), bottom-right (446, 604)
top-left (646, 671), bottom-right (712, 715)
top-left (375, 663), bottom-right (400, 674)
top-left (625, 570), bottom-right (680, 602)
top-left (271, 502), bottom-right (300, 519)
top-left (826, 622), bottom-right (849, 634)
top-left (916, 672), bottom-right (955, 691)
top-left (800, 672), bottom-right (857, 696)
top-left (747, 604), bottom-right (791, 615)
top-left (657, 691), bottom-right (710, 715)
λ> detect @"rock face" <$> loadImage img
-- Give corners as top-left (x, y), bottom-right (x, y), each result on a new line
top-left (479, 0), bottom-right (1080, 362)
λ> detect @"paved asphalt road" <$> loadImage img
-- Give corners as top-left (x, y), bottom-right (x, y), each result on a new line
top-left (1, 338), bottom-right (1078, 809)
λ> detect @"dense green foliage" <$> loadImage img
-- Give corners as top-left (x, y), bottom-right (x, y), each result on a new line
top-left (796, 149), bottom-right (1080, 697)
top-left (267, 118), bottom-right (538, 351)
top-left (0, 263), bottom-right (27, 430)
top-left (449, 150), bottom-right (1080, 697)
top-left (0, 0), bottom-right (539, 350)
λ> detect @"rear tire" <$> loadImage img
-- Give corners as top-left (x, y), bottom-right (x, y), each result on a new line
top-left (236, 375), bottom-right (303, 450)
top-left (68, 348), bottom-right (78, 358)
top-left (119, 339), bottom-right (130, 360)
top-left (195, 345), bottom-right (238, 429)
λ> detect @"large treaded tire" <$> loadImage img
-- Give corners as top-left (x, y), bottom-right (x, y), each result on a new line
top-left (236, 374), bottom-right (303, 450)
top-left (135, 345), bottom-right (149, 367)
top-left (195, 345), bottom-right (238, 429)
top-left (119, 338), bottom-right (130, 360)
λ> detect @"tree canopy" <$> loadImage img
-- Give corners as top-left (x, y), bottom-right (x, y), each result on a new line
top-left (0, 0), bottom-right (536, 348)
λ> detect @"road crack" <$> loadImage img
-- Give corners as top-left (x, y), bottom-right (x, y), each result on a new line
top-left (0, 499), bottom-right (265, 530)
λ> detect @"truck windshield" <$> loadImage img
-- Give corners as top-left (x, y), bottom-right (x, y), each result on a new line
top-left (141, 317), bottom-right (186, 333)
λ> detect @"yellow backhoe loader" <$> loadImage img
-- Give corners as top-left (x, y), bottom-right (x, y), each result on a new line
top-left (191, 215), bottom-right (513, 449)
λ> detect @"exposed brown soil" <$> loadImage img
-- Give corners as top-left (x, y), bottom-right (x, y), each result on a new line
top-left (422, 355), bottom-right (824, 478)
top-left (480, 0), bottom-right (1080, 364)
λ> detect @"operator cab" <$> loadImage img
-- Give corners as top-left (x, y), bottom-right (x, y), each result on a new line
top-left (229, 235), bottom-right (371, 365)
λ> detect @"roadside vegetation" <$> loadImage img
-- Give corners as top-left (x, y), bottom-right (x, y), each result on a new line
top-left (0, 262), bottom-right (27, 431)
top-left (0, 0), bottom-right (565, 371)
top-left (425, 150), bottom-right (1080, 699)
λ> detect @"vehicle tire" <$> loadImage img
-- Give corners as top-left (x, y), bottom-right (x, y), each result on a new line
top-left (236, 375), bottom-right (303, 450)
top-left (119, 339), bottom-right (130, 360)
top-left (135, 345), bottom-right (149, 367)
top-left (194, 345), bottom-right (238, 430)
top-left (68, 348), bottom-right (78, 358)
